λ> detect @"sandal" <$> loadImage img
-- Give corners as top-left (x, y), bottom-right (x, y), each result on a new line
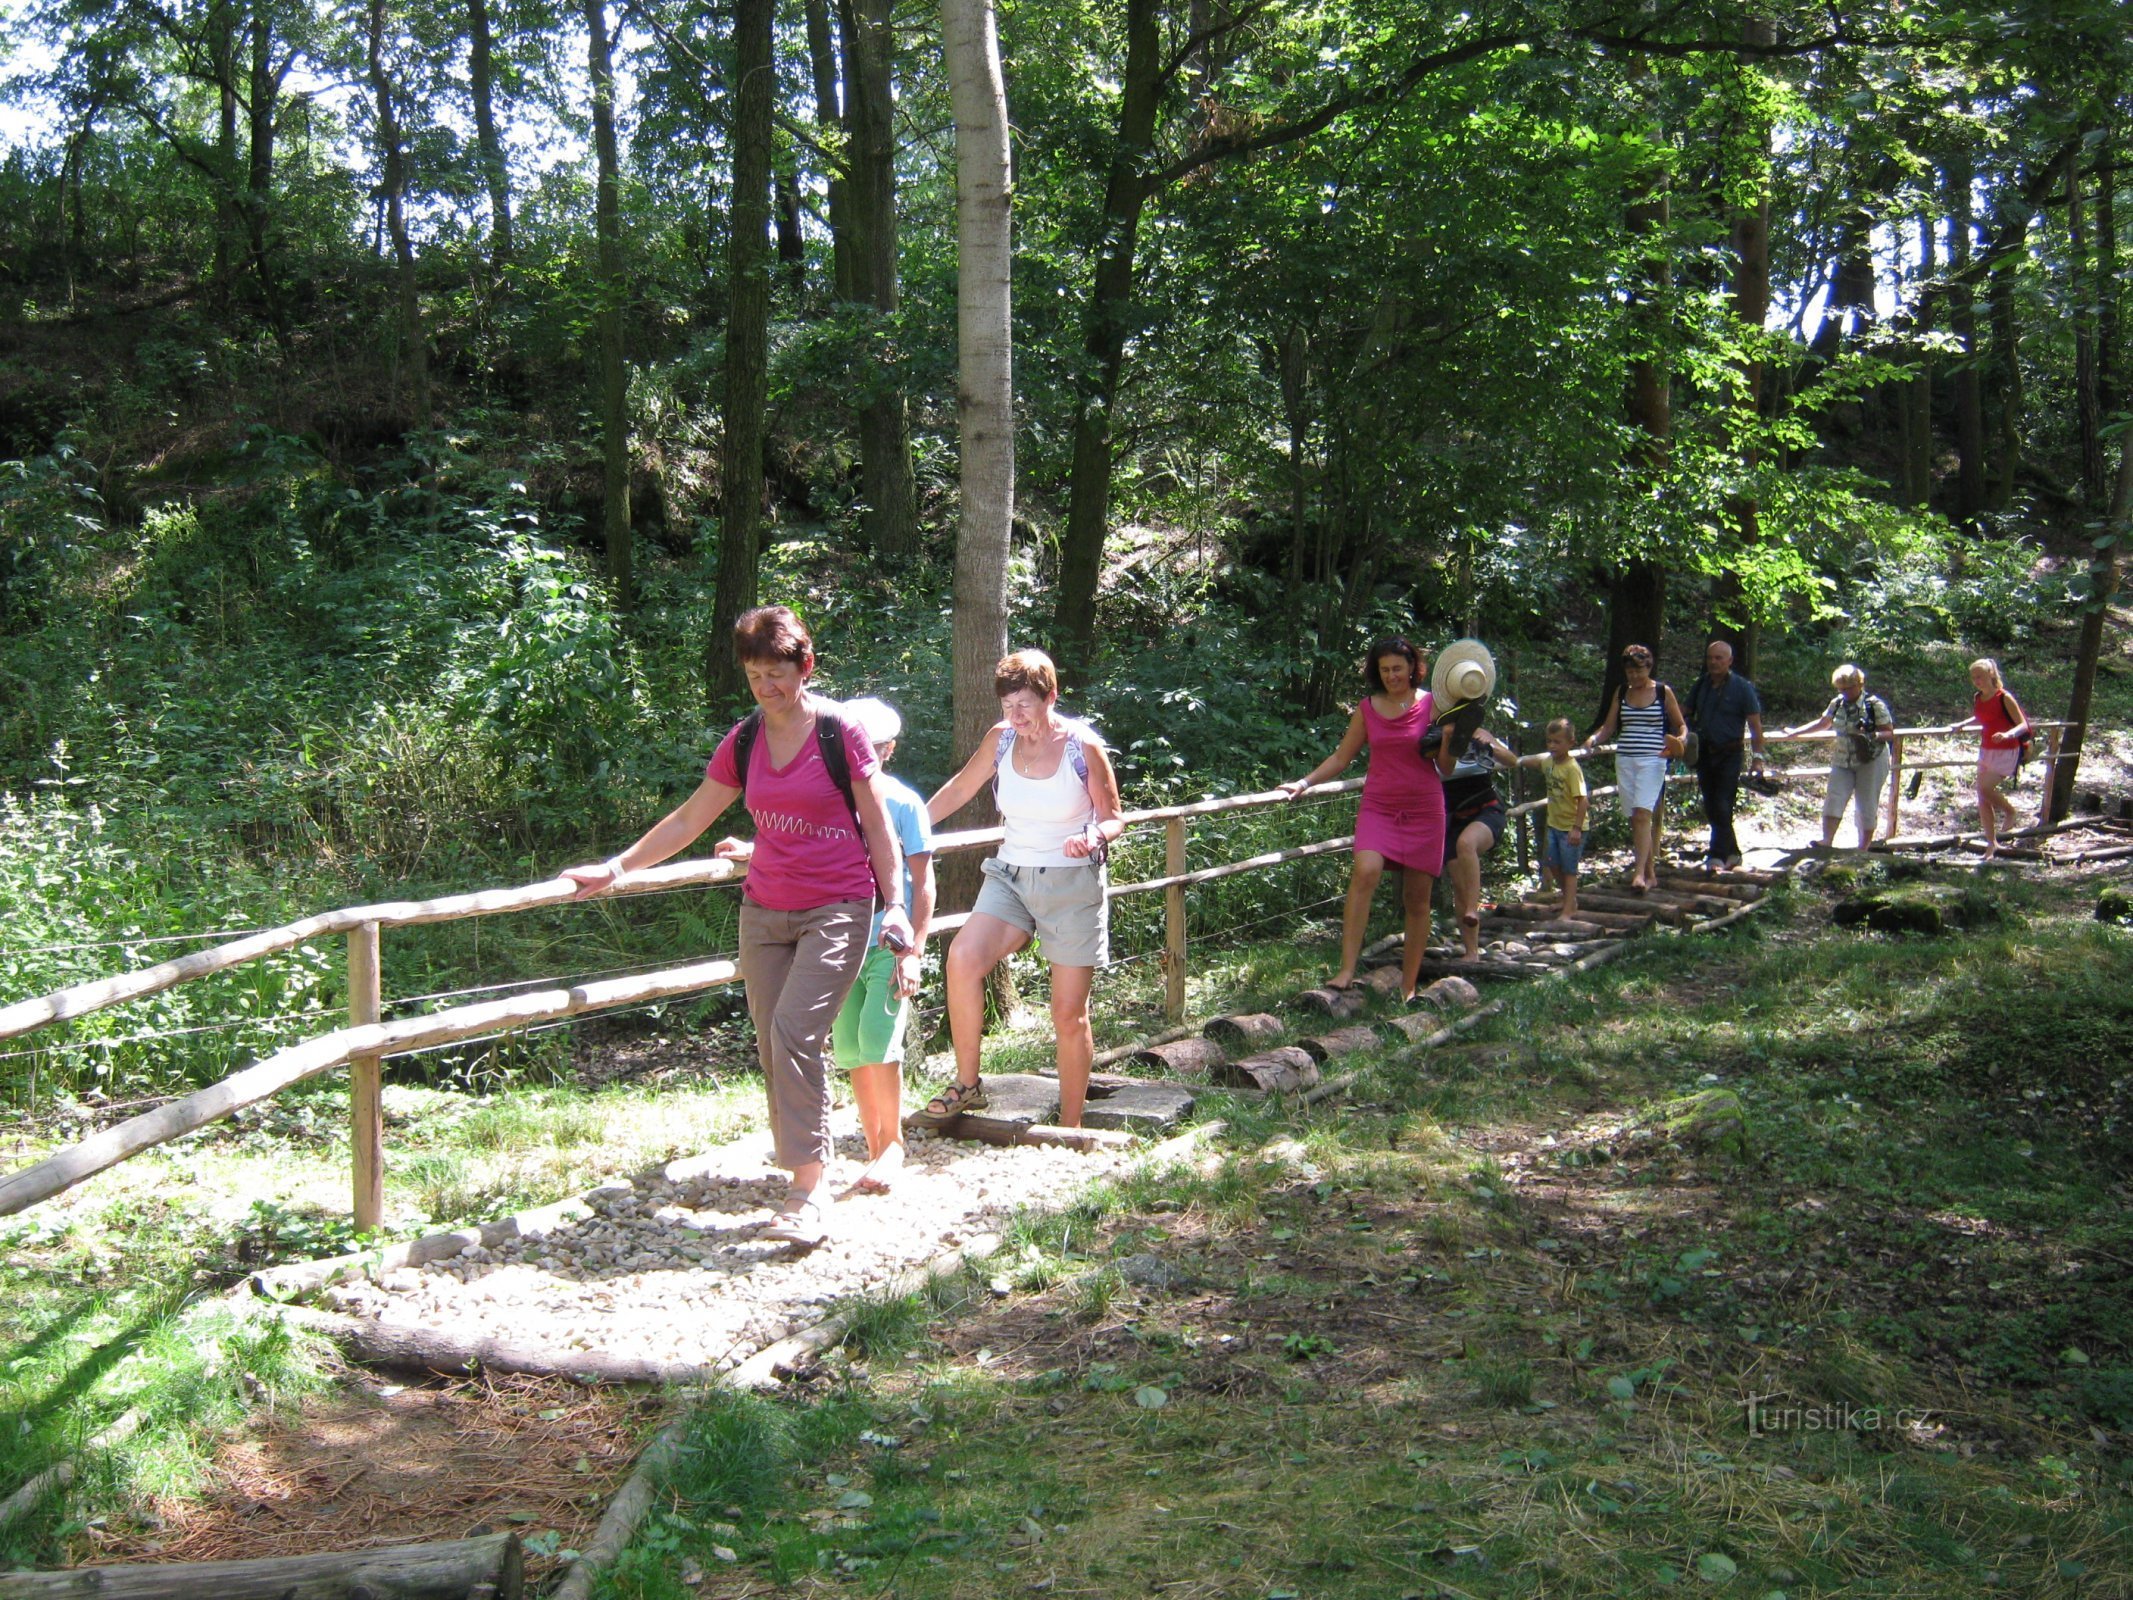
top-left (763, 1194), bottom-right (829, 1248)
top-left (910, 1078), bottom-right (987, 1127)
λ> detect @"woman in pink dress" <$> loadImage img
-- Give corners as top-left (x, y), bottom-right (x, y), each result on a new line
top-left (1281, 637), bottom-right (1456, 1000)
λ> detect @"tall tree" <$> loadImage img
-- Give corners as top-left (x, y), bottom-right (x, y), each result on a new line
top-left (1708, 16), bottom-right (1773, 679)
top-left (939, 0), bottom-right (1014, 804)
top-left (1052, 0), bottom-right (1162, 670)
top-left (1596, 60), bottom-right (1672, 727)
top-left (840, 0), bottom-right (919, 555)
top-left (708, 0), bottom-right (775, 703)
top-left (585, 0), bottom-right (631, 607)
top-left (1945, 137), bottom-right (1986, 527)
top-left (466, 0), bottom-right (514, 269)
top-left (365, 0), bottom-right (429, 424)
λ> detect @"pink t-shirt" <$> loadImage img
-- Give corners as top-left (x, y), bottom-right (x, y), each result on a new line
top-left (707, 710), bottom-right (882, 911)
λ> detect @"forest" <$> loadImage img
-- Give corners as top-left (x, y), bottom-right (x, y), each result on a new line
top-left (3, 0), bottom-right (2133, 1591)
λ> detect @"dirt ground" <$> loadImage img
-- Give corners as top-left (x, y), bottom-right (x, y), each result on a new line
top-left (82, 1372), bottom-right (658, 1581)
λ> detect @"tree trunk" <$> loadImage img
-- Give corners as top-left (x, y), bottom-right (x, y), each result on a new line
top-left (2071, 146), bottom-right (2106, 507)
top-left (467, 0), bottom-right (515, 269)
top-left (1710, 16), bottom-right (1771, 679)
top-left (244, 11), bottom-right (289, 342)
top-left (708, 0), bottom-right (775, 705)
top-left (1947, 144), bottom-right (1986, 526)
top-left (1597, 75), bottom-right (1672, 730)
top-left (937, 0), bottom-right (1015, 917)
top-left (366, 0), bottom-right (429, 425)
top-left (586, 0), bottom-right (632, 610)
top-left (1907, 214), bottom-right (1935, 508)
top-left (775, 167), bottom-right (806, 293)
top-left (801, 0), bottom-right (852, 297)
top-left (2051, 428), bottom-right (2133, 821)
top-left (210, 0), bottom-right (239, 298)
top-left (1985, 230), bottom-right (2023, 511)
top-left (841, 0), bottom-right (920, 556)
top-left (2100, 124), bottom-right (2120, 439)
top-left (1053, 0), bottom-right (1163, 672)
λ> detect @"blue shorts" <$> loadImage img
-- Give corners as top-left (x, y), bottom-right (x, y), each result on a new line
top-left (1545, 827), bottom-right (1583, 876)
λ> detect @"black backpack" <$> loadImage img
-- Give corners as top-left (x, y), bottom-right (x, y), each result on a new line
top-left (731, 708), bottom-right (861, 828)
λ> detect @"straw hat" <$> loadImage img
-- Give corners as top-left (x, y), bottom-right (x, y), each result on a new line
top-left (1432, 639), bottom-right (1497, 707)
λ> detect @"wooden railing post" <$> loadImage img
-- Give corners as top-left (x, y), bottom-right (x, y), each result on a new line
top-left (2037, 725), bottom-right (2062, 826)
top-left (348, 921), bottom-right (383, 1232)
top-left (1163, 816), bottom-right (1187, 1024)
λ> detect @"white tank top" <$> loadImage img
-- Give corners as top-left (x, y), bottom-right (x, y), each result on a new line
top-left (996, 728), bottom-right (1098, 866)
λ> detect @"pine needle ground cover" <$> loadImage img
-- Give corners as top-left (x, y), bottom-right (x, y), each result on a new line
top-left (608, 872), bottom-right (2133, 1599)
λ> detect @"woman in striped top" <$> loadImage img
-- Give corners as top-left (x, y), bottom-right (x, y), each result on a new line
top-left (1587, 645), bottom-right (1687, 892)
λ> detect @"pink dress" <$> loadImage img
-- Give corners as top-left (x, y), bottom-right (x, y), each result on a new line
top-left (1354, 692), bottom-right (1447, 872)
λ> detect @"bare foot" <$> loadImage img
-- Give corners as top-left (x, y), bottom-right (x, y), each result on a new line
top-left (1326, 973), bottom-right (1357, 991)
top-left (853, 1144), bottom-right (904, 1194)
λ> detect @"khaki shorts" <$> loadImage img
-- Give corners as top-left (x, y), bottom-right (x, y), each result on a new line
top-left (973, 857), bottom-right (1109, 968)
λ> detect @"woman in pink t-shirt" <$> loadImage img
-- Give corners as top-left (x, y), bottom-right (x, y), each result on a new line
top-left (565, 606), bottom-right (912, 1248)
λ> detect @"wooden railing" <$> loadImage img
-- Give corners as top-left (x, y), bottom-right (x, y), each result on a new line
top-left (0, 780), bottom-right (1364, 1226)
top-left (0, 712), bottom-right (2087, 1226)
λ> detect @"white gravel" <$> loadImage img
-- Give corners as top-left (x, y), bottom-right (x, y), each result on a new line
top-left (320, 1114), bottom-right (1138, 1373)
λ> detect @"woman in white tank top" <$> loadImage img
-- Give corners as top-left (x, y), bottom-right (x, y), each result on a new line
top-left (917, 648), bottom-right (1124, 1129)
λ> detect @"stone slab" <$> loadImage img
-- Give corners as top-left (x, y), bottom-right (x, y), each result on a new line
top-left (1081, 1081), bottom-right (1198, 1134)
top-left (936, 1072), bottom-right (1060, 1142)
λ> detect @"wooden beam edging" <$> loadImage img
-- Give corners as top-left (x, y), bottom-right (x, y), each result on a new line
top-left (0, 1412), bottom-right (141, 1535)
top-left (545, 1418), bottom-right (692, 1600)
top-left (0, 1532), bottom-right (524, 1600)
top-left (0, 858), bottom-right (747, 1044)
top-left (0, 959), bottom-right (740, 1218)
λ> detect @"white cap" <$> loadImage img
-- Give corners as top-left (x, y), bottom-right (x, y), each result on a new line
top-left (845, 697), bottom-right (902, 747)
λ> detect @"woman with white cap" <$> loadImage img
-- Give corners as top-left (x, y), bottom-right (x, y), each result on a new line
top-left (1280, 636), bottom-right (1460, 1001)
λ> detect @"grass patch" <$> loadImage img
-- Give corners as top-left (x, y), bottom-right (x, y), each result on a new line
top-left (610, 874), bottom-right (2133, 1597)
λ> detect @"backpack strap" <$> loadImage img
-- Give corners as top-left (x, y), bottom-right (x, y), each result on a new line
top-left (990, 721), bottom-right (1097, 798)
top-left (731, 710), bottom-right (765, 802)
top-left (731, 707), bottom-right (862, 832)
top-left (812, 709), bottom-right (864, 831)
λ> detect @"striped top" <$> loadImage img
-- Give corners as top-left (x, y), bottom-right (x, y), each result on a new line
top-left (1617, 687), bottom-right (1672, 758)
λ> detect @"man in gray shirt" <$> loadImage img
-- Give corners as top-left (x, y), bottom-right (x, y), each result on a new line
top-left (1682, 640), bottom-right (1769, 872)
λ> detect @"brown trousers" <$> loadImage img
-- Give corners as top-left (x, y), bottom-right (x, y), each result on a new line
top-left (736, 898), bottom-right (870, 1169)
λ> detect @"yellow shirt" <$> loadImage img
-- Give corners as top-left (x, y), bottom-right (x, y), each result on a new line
top-left (1545, 755), bottom-right (1587, 831)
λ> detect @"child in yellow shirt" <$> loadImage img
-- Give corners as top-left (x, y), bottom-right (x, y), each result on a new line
top-left (1542, 718), bottom-right (1588, 918)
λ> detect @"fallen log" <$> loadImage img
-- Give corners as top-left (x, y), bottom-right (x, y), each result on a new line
top-left (1128, 1037), bottom-right (1230, 1076)
top-left (0, 1532), bottom-right (523, 1600)
top-left (1203, 1013), bottom-right (1284, 1049)
top-left (1293, 986), bottom-right (1368, 1019)
top-left (1296, 1026), bottom-right (1383, 1064)
top-left (1092, 1023), bottom-right (1199, 1069)
top-left (271, 1306), bottom-right (722, 1386)
top-left (1565, 891), bottom-right (1695, 924)
top-left (1211, 1048), bottom-right (1321, 1094)
top-left (1498, 901), bottom-right (1650, 931)
top-left (1653, 875), bottom-right (1764, 902)
top-left (1018, 1124), bottom-right (1136, 1152)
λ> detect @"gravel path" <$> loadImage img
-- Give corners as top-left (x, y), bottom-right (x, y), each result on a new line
top-left (319, 1116), bottom-right (1138, 1374)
